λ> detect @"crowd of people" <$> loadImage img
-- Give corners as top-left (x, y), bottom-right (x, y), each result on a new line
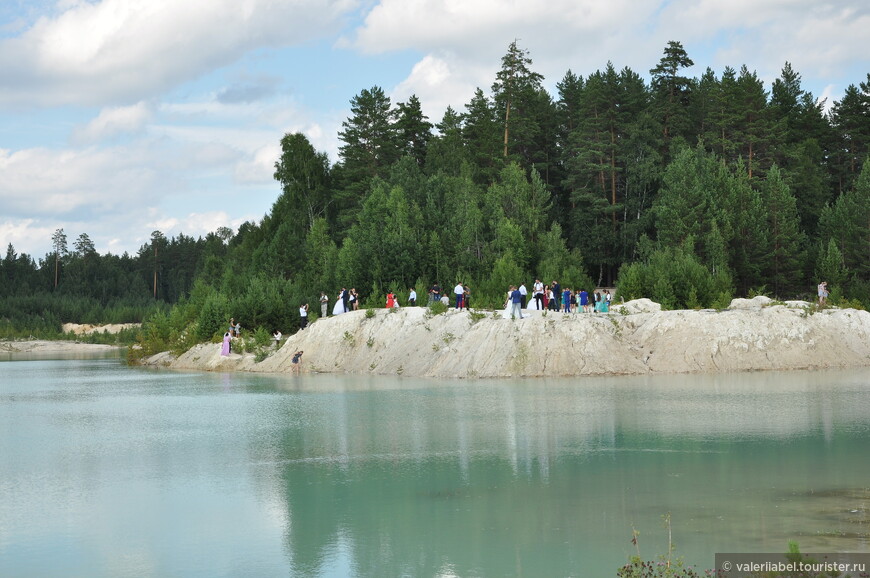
top-left (219, 280), bottom-right (616, 356)
top-left (504, 280), bottom-right (613, 317)
top-left (329, 287), bottom-right (361, 315)
top-left (317, 280), bottom-right (615, 320)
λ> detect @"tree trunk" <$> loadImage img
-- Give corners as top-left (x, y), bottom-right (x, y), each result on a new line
top-left (503, 100), bottom-right (511, 157)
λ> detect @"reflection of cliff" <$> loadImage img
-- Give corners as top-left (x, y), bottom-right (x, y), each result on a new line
top-left (254, 371), bottom-right (870, 576)
top-left (154, 298), bottom-right (870, 378)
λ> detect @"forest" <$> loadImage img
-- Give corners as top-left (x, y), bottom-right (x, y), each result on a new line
top-left (1, 40), bottom-right (869, 347)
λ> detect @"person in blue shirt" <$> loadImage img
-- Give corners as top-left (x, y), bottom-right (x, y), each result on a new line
top-left (509, 285), bottom-right (524, 319)
top-left (562, 288), bottom-right (571, 313)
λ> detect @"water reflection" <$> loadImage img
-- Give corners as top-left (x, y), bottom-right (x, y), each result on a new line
top-left (2, 360), bottom-right (869, 577)
top-left (254, 370), bottom-right (870, 577)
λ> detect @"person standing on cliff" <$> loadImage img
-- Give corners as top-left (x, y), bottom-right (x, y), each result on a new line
top-left (221, 331), bottom-right (232, 356)
top-left (430, 282), bottom-right (441, 304)
top-left (818, 281), bottom-right (828, 306)
top-left (408, 287), bottom-right (417, 306)
top-left (454, 282), bottom-right (465, 309)
top-left (533, 279), bottom-right (544, 310)
top-left (518, 283), bottom-right (528, 309)
top-left (320, 292), bottom-right (328, 318)
top-left (299, 303), bottom-right (309, 330)
top-left (510, 285), bottom-right (524, 319)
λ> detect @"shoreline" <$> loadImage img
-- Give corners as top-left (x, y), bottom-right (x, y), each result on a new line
top-left (1, 340), bottom-right (123, 356)
top-left (1, 323), bottom-right (138, 358)
top-left (141, 297), bottom-right (870, 379)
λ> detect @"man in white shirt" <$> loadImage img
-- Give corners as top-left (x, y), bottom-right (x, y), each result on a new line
top-left (533, 279), bottom-right (544, 310)
top-left (454, 283), bottom-right (465, 309)
top-left (519, 283), bottom-right (528, 309)
top-left (299, 304), bottom-right (308, 330)
top-left (408, 288), bottom-right (417, 306)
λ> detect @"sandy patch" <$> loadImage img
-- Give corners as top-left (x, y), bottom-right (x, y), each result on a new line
top-left (1, 340), bottom-right (122, 355)
top-left (62, 323), bottom-right (140, 335)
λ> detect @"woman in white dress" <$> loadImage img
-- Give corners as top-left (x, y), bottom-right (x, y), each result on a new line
top-left (332, 290), bottom-right (347, 315)
top-left (501, 288), bottom-right (513, 319)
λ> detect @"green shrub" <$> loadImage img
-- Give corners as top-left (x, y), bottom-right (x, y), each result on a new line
top-left (468, 310), bottom-right (486, 324)
top-left (427, 300), bottom-right (448, 316)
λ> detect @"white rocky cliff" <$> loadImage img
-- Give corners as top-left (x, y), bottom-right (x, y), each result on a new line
top-left (143, 297), bottom-right (870, 378)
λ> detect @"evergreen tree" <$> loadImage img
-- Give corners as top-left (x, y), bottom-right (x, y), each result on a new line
top-left (336, 86), bottom-right (398, 230)
top-left (491, 40), bottom-right (547, 167)
top-left (704, 66), bottom-right (741, 163)
top-left (426, 106), bottom-right (467, 177)
top-left (815, 238), bottom-right (847, 289)
top-left (649, 40), bottom-right (695, 150)
top-left (734, 65), bottom-right (775, 179)
top-left (829, 78), bottom-right (870, 193)
top-left (462, 88), bottom-right (503, 185)
top-left (725, 163), bottom-right (769, 293)
top-left (654, 144), bottom-right (726, 255)
top-left (273, 132), bottom-right (332, 233)
top-left (761, 165), bottom-right (805, 296)
top-left (485, 163), bottom-right (552, 252)
top-left (51, 228), bottom-right (68, 289)
top-left (820, 160), bottom-right (870, 279)
top-left (394, 94), bottom-right (433, 168)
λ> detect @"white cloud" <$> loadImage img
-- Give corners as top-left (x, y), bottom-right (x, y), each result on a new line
top-left (352, 0), bottom-right (646, 56)
top-left (0, 218), bottom-right (52, 258)
top-left (0, 0), bottom-right (360, 107)
top-left (656, 0), bottom-right (870, 90)
top-left (4, 0), bottom-right (869, 262)
top-left (356, 0), bottom-right (869, 108)
top-left (73, 101), bottom-right (153, 143)
top-left (0, 144), bottom-right (161, 218)
top-left (235, 144), bottom-right (281, 185)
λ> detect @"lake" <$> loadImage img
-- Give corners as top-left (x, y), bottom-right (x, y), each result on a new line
top-left (2, 354), bottom-right (869, 577)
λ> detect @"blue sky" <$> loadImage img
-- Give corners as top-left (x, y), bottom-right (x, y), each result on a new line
top-left (1, 0), bottom-right (868, 259)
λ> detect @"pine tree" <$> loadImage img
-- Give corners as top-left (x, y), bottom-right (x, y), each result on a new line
top-left (462, 88), bottom-right (503, 185)
top-left (51, 228), bottom-right (68, 289)
top-left (336, 86), bottom-right (399, 230)
top-left (491, 41), bottom-right (545, 163)
top-left (649, 40), bottom-right (695, 149)
top-left (829, 78), bottom-right (870, 193)
top-left (426, 106), bottom-right (467, 177)
top-left (761, 165), bottom-right (805, 296)
top-left (704, 66), bottom-right (741, 163)
top-left (821, 160), bottom-right (870, 278)
top-left (734, 65), bottom-right (775, 179)
top-left (394, 94), bottom-right (433, 167)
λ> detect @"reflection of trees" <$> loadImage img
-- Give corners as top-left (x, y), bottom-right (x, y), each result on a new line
top-left (261, 371), bottom-right (870, 576)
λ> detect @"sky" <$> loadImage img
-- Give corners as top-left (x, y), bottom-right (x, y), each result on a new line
top-left (1, 0), bottom-right (868, 260)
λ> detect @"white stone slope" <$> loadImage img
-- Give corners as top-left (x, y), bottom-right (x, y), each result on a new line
top-left (144, 297), bottom-right (870, 378)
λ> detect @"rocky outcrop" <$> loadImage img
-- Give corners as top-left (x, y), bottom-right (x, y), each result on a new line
top-left (142, 299), bottom-right (870, 378)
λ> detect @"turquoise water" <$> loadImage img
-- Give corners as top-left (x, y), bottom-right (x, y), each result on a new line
top-left (2, 356), bottom-right (869, 577)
